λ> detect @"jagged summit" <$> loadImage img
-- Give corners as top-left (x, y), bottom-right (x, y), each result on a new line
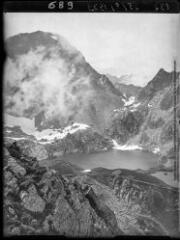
top-left (137, 68), bottom-right (175, 101)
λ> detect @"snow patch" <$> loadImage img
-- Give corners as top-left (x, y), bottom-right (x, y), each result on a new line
top-left (132, 103), bottom-right (140, 108)
top-left (113, 109), bottom-right (120, 112)
top-left (113, 107), bottom-right (127, 113)
top-left (33, 122), bottom-right (90, 143)
top-left (122, 96), bottom-right (135, 106)
top-left (5, 130), bottom-right (12, 133)
top-left (152, 147), bottom-right (160, 154)
top-left (5, 114), bottom-right (90, 144)
top-left (114, 101), bottom-right (141, 113)
top-left (82, 169), bottom-right (91, 173)
top-left (6, 137), bottom-right (26, 140)
top-left (128, 102), bottom-right (141, 112)
top-left (112, 139), bottom-right (142, 151)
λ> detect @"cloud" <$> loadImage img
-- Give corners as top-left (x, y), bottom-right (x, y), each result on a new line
top-left (4, 42), bottom-right (92, 125)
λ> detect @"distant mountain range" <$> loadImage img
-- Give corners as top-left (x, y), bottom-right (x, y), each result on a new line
top-left (106, 73), bottom-right (142, 99)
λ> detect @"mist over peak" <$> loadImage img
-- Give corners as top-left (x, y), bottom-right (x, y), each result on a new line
top-left (4, 31), bottom-right (124, 132)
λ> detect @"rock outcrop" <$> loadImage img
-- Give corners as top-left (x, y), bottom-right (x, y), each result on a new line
top-left (87, 168), bottom-right (179, 236)
top-left (3, 144), bottom-right (122, 236)
top-left (45, 128), bottom-right (113, 158)
top-left (106, 109), bottom-right (144, 144)
top-left (107, 69), bottom-right (180, 170)
top-left (4, 125), bottom-right (113, 159)
top-left (6, 139), bottom-right (48, 161)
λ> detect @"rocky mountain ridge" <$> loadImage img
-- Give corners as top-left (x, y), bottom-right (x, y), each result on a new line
top-left (108, 68), bottom-right (180, 167)
top-left (4, 31), bottom-right (180, 167)
top-left (4, 144), bottom-right (122, 236)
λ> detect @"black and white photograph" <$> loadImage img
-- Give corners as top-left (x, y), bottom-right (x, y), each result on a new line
top-left (3, 10), bottom-right (180, 236)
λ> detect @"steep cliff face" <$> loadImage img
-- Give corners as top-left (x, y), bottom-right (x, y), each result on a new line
top-left (6, 140), bottom-right (48, 161)
top-left (137, 69), bottom-right (179, 159)
top-left (4, 31), bottom-right (124, 133)
top-left (107, 69), bottom-right (180, 163)
top-left (137, 69), bottom-right (174, 101)
top-left (106, 109), bottom-right (144, 144)
top-left (137, 81), bottom-right (180, 159)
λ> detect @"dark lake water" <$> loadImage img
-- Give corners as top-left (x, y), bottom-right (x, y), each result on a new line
top-left (64, 149), bottom-right (159, 171)
top-left (63, 149), bottom-right (176, 187)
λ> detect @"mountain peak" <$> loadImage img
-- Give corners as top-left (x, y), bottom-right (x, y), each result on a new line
top-left (156, 68), bottom-right (169, 76)
top-left (137, 68), bottom-right (173, 101)
top-left (5, 31), bottom-right (124, 132)
top-left (158, 68), bottom-right (165, 72)
top-left (5, 31), bottom-right (79, 59)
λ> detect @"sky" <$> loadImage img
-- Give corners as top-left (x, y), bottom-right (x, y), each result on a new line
top-left (4, 13), bottom-right (180, 86)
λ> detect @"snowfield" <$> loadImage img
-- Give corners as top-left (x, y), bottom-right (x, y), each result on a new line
top-left (6, 137), bottom-right (26, 141)
top-left (5, 114), bottom-right (90, 144)
top-left (82, 169), bottom-right (91, 173)
top-left (152, 147), bottom-right (160, 154)
top-left (112, 139), bottom-right (142, 151)
top-left (35, 123), bottom-right (90, 143)
top-left (113, 99), bottom-right (141, 113)
top-left (129, 102), bottom-right (141, 112)
top-left (122, 96), bottom-right (135, 106)
top-left (148, 103), bottom-right (153, 108)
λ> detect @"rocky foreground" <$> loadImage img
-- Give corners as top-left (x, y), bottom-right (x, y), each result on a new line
top-left (4, 140), bottom-right (179, 236)
top-left (4, 143), bottom-right (121, 236)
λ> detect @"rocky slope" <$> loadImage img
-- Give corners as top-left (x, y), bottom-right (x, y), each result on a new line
top-left (137, 68), bottom-right (175, 101)
top-left (107, 68), bottom-right (180, 167)
top-left (4, 31), bottom-right (125, 133)
top-left (44, 127), bottom-right (113, 158)
top-left (87, 168), bottom-right (179, 236)
top-left (3, 142), bottom-right (122, 236)
top-left (4, 142), bottom-right (179, 236)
